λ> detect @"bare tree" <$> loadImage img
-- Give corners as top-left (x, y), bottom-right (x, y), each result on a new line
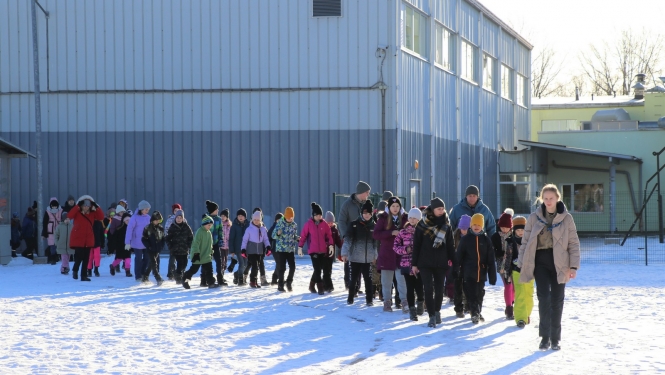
top-left (532, 47), bottom-right (565, 98)
top-left (579, 44), bottom-right (619, 96)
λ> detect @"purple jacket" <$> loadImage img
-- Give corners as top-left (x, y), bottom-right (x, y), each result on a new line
top-left (394, 224), bottom-right (416, 274)
top-left (241, 223), bottom-right (271, 254)
top-left (125, 213), bottom-right (151, 249)
top-left (373, 212), bottom-right (408, 271)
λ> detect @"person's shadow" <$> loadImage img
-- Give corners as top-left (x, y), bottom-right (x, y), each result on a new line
top-left (483, 350), bottom-right (553, 375)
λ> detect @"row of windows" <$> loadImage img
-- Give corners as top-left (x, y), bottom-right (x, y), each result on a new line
top-left (404, 5), bottom-right (528, 106)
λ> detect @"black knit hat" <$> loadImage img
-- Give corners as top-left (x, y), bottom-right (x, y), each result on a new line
top-left (382, 191), bottom-right (393, 200)
top-left (274, 212), bottom-right (284, 222)
top-left (387, 196), bottom-right (402, 209)
top-left (361, 200), bottom-right (374, 214)
top-left (311, 202), bottom-right (323, 217)
top-left (206, 200), bottom-right (219, 214)
top-left (151, 211), bottom-right (163, 222)
top-left (221, 208), bottom-right (230, 218)
top-left (236, 208), bottom-right (247, 218)
top-left (430, 197), bottom-right (445, 210)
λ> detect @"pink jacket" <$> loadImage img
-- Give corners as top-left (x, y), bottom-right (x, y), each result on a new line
top-left (222, 219), bottom-right (232, 249)
top-left (298, 218), bottom-right (333, 254)
top-left (393, 223), bottom-right (416, 274)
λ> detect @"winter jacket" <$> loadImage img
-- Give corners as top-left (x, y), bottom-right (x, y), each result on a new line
top-left (93, 220), bottom-right (106, 249)
top-left (373, 212), bottom-right (408, 271)
top-left (507, 235), bottom-right (522, 273)
top-left (165, 221), bottom-right (194, 256)
top-left (10, 218), bottom-right (21, 246)
top-left (42, 206), bottom-right (63, 246)
top-left (412, 209), bottom-right (455, 270)
top-left (241, 222), bottom-right (271, 255)
top-left (163, 215), bottom-right (176, 235)
top-left (340, 217), bottom-right (377, 264)
top-left (456, 231), bottom-right (497, 284)
top-left (211, 215), bottom-right (224, 247)
top-left (338, 194), bottom-right (364, 238)
top-left (268, 221), bottom-right (278, 250)
top-left (221, 219), bottom-right (232, 249)
top-left (328, 223), bottom-right (343, 258)
top-left (191, 227), bottom-right (213, 265)
top-left (141, 223), bottom-right (165, 253)
top-left (517, 203), bottom-right (581, 284)
top-left (68, 205), bottom-right (105, 248)
top-left (393, 223), bottom-right (416, 273)
top-left (54, 220), bottom-right (74, 255)
top-left (299, 218), bottom-right (333, 255)
top-left (21, 215), bottom-right (37, 240)
top-left (109, 214), bottom-right (123, 235)
top-left (125, 212), bottom-right (151, 249)
top-left (109, 224), bottom-right (131, 259)
top-left (272, 218), bottom-right (299, 253)
top-left (449, 197), bottom-right (497, 236)
top-left (229, 218), bottom-right (249, 256)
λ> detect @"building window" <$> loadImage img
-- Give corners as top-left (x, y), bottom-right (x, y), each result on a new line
top-left (561, 184), bottom-right (604, 213)
top-left (461, 40), bottom-right (477, 82)
top-left (404, 6), bottom-right (428, 58)
top-left (483, 54), bottom-right (495, 91)
top-left (501, 64), bottom-right (512, 100)
top-left (517, 74), bottom-right (527, 106)
top-left (313, 0), bottom-right (341, 17)
top-left (500, 174), bottom-right (532, 215)
top-left (541, 120), bottom-right (581, 132)
top-left (435, 23), bottom-right (454, 71)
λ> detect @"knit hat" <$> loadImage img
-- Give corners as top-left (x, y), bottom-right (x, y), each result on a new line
top-left (221, 208), bottom-right (230, 218)
top-left (377, 201), bottom-right (387, 212)
top-left (465, 185), bottom-right (480, 197)
top-left (325, 211), bottom-right (335, 223)
top-left (471, 213), bottom-right (485, 228)
top-left (274, 212), bottom-right (284, 222)
top-left (430, 197), bottom-right (445, 210)
top-left (115, 205), bottom-right (126, 215)
top-left (175, 209), bottom-right (185, 218)
top-left (458, 214), bottom-right (472, 231)
top-left (252, 211), bottom-right (262, 221)
top-left (419, 206), bottom-right (427, 211)
top-left (284, 207), bottom-right (295, 220)
top-left (311, 202), bottom-right (323, 217)
top-left (119, 198), bottom-right (128, 205)
top-left (172, 203), bottom-right (182, 212)
top-left (498, 208), bottom-right (514, 229)
top-left (206, 200), bottom-right (219, 214)
top-left (138, 200), bottom-right (151, 211)
top-left (361, 200), bottom-right (374, 214)
top-left (201, 215), bottom-right (214, 226)
top-left (356, 181), bottom-right (371, 195)
top-left (67, 195), bottom-right (76, 202)
top-left (408, 207), bottom-right (422, 220)
top-left (236, 208), bottom-right (247, 218)
top-left (382, 191), bottom-right (393, 200)
top-left (151, 211), bottom-right (163, 223)
top-left (49, 197), bottom-right (59, 207)
top-left (387, 196), bottom-right (402, 209)
top-left (513, 216), bottom-right (527, 230)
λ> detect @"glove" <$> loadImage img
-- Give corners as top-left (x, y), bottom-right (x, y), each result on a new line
top-left (227, 258), bottom-right (238, 272)
top-left (192, 253), bottom-right (200, 262)
top-left (125, 244), bottom-right (131, 250)
top-left (327, 245), bottom-right (334, 257)
top-left (241, 249), bottom-right (247, 258)
top-left (297, 247), bottom-right (303, 257)
top-left (265, 246), bottom-right (272, 257)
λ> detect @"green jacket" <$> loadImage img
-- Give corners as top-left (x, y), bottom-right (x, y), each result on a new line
top-left (190, 226), bottom-right (213, 265)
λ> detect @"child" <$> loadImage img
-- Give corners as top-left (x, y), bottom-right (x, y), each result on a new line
top-left (268, 212), bottom-right (284, 286)
top-left (10, 213), bottom-right (21, 258)
top-left (229, 209), bottom-right (249, 285)
top-left (42, 197), bottom-right (63, 265)
top-left (298, 203), bottom-right (334, 295)
top-left (141, 211), bottom-right (166, 285)
top-left (164, 209), bottom-right (193, 284)
top-left (219, 208), bottom-right (232, 286)
top-left (322, 211), bottom-right (343, 292)
top-left (453, 214), bottom-right (471, 318)
top-left (125, 200), bottom-right (152, 281)
top-left (87, 219), bottom-right (105, 277)
top-left (205, 200), bottom-right (225, 286)
top-left (341, 200), bottom-right (377, 306)
top-left (508, 216), bottom-right (533, 328)
top-left (492, 208), bottom-right (515, 319)
top-left (164, 203), bottom-right (182, 281)
top-left (272, 207), bottom-right (299, 292)
top-left (54, 212), bottom-right (74, 274)
top-left (183, 215), bottom-right (218, 289)
top-left (109, 212), bottom-right (133, 277)
top-left (241, 211), bottom-right (272, 288)
top-left (21, 203), bottom-right (38, 260)
top-left (456, 213), bottom-right (497, 324)
top-left (393, 207), bottom-right (424, 320)
top-left (248, 207), bottom-right (270, 286)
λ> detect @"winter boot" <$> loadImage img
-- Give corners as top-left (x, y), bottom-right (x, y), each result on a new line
top-left (141, 275), bottom-right (150, 283)
top-left (539, 337), bottom-right (551, 351)
top-left (125, 269), bottom-right (133, 277)
top-left (309, 280), bottom-right (317, 294)
top-left (87, 269), bottom-right (92, 278)
top-left (183, 277), bottom-right (191, 289)
top-left (277, 281), bottom-right (286, 292)
top-left (471, 314), bottom-right (480, 324)
top-left (456, 311), bottom-right (465, 318)
top-left (271, 273), bottom-right (278, 286)
top-left (156, 279), bottom-right (164, 287)
top-left (174, 274), bottom-right (183, 284)
top-left (250, 279), bottom-right (258, 288)
top-left (517, 320), bottom-right (526, 328)
top-left (110, 264), bottom-right (116, 276)
top-left (409, 307), bottom-right (418, 321)
top-left (383, 299), bottom-right (393, 312)
top-left (551, 340), bottom-right (561, 351)
top-left (395, 296), bottom-right (402, 309)
top-left (347, 296), bottom-right (354, 305)
top-left (233, 275), bottom-right (238, 285)
top-left (416, 300), bottom-right (424, 316)
top-left (117, 264), bottom-right (122, 272)
top-left (317, 282), bottom-right (325, 295)
top-left (435, 311), bottom-right (442, 325)
top-left (200, 277), bottom-right (208, 287)
top-left (73, 272), bottom-right (78, 280)
top-left (208, 283), bottom-right (220, 289)
top-left (62, 267), bottom-right (70, 275)
top-left (242, 274), bottom-right (248, 286)
top-left (505, 306), bottom-right (514, 320)
top-left (479, 314), bottom-right (485, 322)
top-left (402, 304), bottom-right (409, 314)
top-left (94, 267), bottom-right (100, 277)
top-left (286, 281), bottom-right (293, 292)
top-left (218, 274), bottom-right (228, 286)
top-left (427, 315), bottom-right (436, 328)
top-left (260, 275), bottom-right (269, 287)
top-left (11, 250), bottom-right (17, 258)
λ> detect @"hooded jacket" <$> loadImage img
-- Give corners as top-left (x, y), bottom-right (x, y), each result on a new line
top-left (142, 223), bottom-right (165, 253)
top-left (221, 219), bottom-right (232, 249)
top-left (328, 223), bottom-right (343, 258)
top-left (340, 216), bottom-right (377, 264)
top-left (338, 194), bottom-right (364, 238)
top-left (54, 220), bottom-right (74, 255)
top-left (299, 217), bottom-right (333, 255)
top-left (272, 218), bottom-right (299, 253)
top-left (229, 217), bottom-right (250, 255)
top-left (68, 204), bottom-right (105, 248)
top-left (191, 226), bottom-right (213, 265)
top-left (393, 223), bottom-right (416, 272)
top-left (165, 221), bottom-right (194, 256)
top-left (242, 222), bottom-right (271, 255)
top-left (449, 197), bottom-right (497, 236)
top-left (456, 230), bottom-right (497, 284)
top-left (373, 211), bottom-right (408, 271)
top-left (42, 197), bottom-right (63, 246)
top-left (125, 211), bottom-right (151, 249)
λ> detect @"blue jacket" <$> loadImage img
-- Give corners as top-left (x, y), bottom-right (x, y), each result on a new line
top-left (21, 215), bottom-right (37, 239)
top-left (449, 198), bottom-right (497, 236)
top-left (229, 218), bottom-right (250, 255)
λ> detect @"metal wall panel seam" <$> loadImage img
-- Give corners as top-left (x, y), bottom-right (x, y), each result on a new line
top-left (455, 0), bottom-right (462, 199)
top-left (477, 12), bottom-right (483, 197)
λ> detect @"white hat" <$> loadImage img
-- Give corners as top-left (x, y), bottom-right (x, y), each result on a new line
top-left (408, 207), bottom-right (422, 220)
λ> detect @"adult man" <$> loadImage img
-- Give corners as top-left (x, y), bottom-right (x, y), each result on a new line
top-left (449, 185), bottom-right (497, 236)
top-left (338, 181), bottom-right (371, 291)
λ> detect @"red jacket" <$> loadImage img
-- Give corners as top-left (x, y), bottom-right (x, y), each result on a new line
top-left (299, 218), bottom-right (333, 255)
top-left (328, 223), bottom-right (344, 259)
top-left (68, 205), bottom-right (104, 248)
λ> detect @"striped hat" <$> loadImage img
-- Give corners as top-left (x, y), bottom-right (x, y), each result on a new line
top-left (201, 215), bottom-right (214, 226)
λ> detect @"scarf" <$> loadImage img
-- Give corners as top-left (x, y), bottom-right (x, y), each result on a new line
top-left (417, 213), bottom-right (448, 248)
top-left (497, 231), bottom-right (511, 279)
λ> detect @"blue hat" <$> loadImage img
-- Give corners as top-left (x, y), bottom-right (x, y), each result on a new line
top-left (201, 215), bottom-right (214, 226)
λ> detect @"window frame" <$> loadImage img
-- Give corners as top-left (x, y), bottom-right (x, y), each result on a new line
top-left (403, 4), bottom-right (429, 60)
top-left (516, 73), bottom-right (527, 107)
top-left (560, 183), bottom-right (605, 214)
top-left (434, 21), bottom-right (455, 73)
top-left (460, 39), bottom-right (478, 83)
top-left (499, 174), bottom-right (533, 216)
top-left (482, 53), bottom-right (496, 92)
top-left (501, 64), bottom-right (513, 101)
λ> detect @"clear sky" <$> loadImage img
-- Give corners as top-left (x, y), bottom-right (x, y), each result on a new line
top-left (479, 0), bottom-right (665, 85)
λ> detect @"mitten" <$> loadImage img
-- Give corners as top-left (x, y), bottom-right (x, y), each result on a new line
top-left (265, 246), bottom-right (272, 257)
top-left (297, 247), bottom-right (303, 257)
top-left (124, 244), bottom-right (131, 250)
top-left (227, 258), bottom-right (238, 272)
top-left (327, 245), bottom-right (334, 257)
top-left (241, 249), bottom-right (247, 258)
top-left (192, 253), bottom-right (200, 262)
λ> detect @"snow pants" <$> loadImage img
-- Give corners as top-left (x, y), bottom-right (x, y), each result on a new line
top-left (380, 270), bottom-right (407, 305)
top-left (184, 261), bottom-right (215, 285)
top-left (512, 270), bottom-right (534, 324)
top-left (72, 247), bottom-right (91, 279)
top-left (348, 262), bottom-right (373, 303)
top-left (133, 248), bottom-right (148, 281)
top-left (501, 274), bottom-right (515, 307)
top-left (534, 249), bottom-right (566, 341)
top-left (275, 252), bottom-right (296, 285)
top-left (60, 254), bottom-right (71, 271)
top-left (87, 247), bottom-right (101, 269)
top-left (143, 251), bottom-right (163, 281)
top-left (463, 279), bottom-right (486, 317)
top-left (111, 258), bottom-right (131, 269)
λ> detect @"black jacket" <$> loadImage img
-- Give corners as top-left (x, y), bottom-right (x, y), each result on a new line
top-left (412, 211), bottom-right (455, 269)
top-left (109, 224), bottom-right (129, 258)
top-left (141, 223), bottom-right (165, 253)
top-left (93, 220), bottom-right (106, 249)
top-left (344, 217), bottom-right (377, 264)
top-left (229, 218), bottom-right (250, 254)
top-left (506, 235), bottom-right (522, 273)
top-left (165, 221), bottom-right (194, 256)
top-left (456, 231), bottom-right (497, 284)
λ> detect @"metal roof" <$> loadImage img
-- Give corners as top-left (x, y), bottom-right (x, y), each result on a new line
top-left (0, 138), bottom-right (35, 158)
top-left (518, 140), bottom-right (642, 163)
top-left (532, 95), bottom-right (645, 109)
top-left (467, 0), bottom-right (533, 50)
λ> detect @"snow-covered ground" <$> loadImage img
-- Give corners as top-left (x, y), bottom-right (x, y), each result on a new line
top-left (1, 255), bottom-right (664, 374)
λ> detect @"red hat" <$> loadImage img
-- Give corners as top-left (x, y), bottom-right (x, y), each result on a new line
top-left (172, 203), bottom-right (182, 212)
top-left (498, 208), bottom-right (514, 229)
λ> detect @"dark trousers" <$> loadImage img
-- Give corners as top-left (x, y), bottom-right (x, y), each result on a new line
top-left (212, 244), bottom-right (222, 275)
top-left (323, 256), bottom-right (334, 290)
top-left (133, 248), bottom-right (149, 281)
top-left (534, 249), bottom-right (566, 341)
top-left (184, 262), bottom-right (215, 285)
top-left (309, 254), bottom-right (330, 284)
top-left (248, 254), bottom-right (262, 281)
top-left (23, 237), bottom-right (38, 258)
top-left (404, 273), bottom-right (424, 308)
top-left (167, 252), bottom-right (176, 278)
top-left (173, 254), bottom-right (188, 280)
top-left (275, 252), bottom-right (296, 285)
top-left (244, 254), bottom-right (266, 277)
top-left (344, 261), bottom-right (361, 290)
top-left (420, 267), bottom-right (446, 317)
top-left (463, 279), bottom-right (486, 316)
top-left (444, 267), bottom-right (456, 299)
top-left (143, 251), bottom-right (163, 281)
top-left (349, 262), bottom-right (373, 303)
top-left (219, 249), bottom-right (228, 279)
top-left (72, 247), bottom-right (91, 278)
top-left (454, 275), bottom-right (466, 313)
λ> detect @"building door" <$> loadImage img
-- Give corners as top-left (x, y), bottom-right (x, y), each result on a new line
top-left (410, 180), bottom-right (420, 209)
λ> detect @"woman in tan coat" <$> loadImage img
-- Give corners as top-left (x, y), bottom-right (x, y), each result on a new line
top-left (517, 184), bottom-right (580, 351)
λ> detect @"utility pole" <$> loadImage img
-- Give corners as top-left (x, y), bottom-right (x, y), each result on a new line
top-left (30, 0), bottom-right (45, 261)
